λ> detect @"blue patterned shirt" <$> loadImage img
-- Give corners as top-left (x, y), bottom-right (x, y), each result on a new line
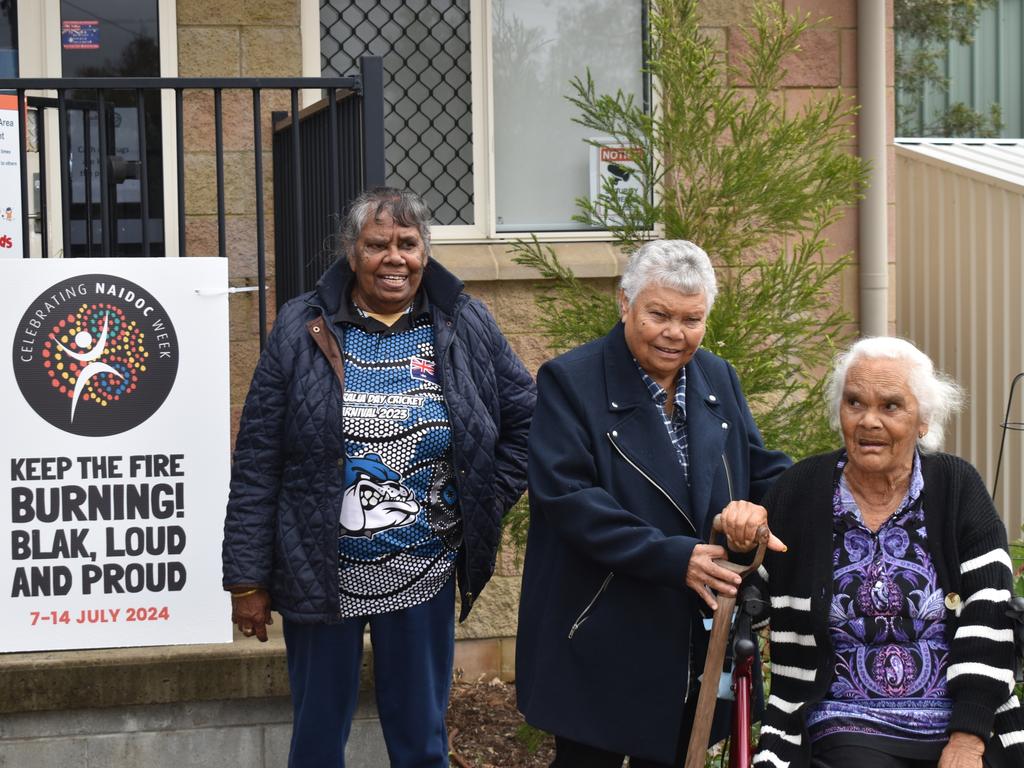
top-left (334, 295), bottom-right (461, 617)
top-left (635, 361), bottom-right (689, 484)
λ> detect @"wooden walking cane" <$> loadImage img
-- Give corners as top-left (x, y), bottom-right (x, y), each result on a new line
top-left (683, 514), bottom-right (769, 768)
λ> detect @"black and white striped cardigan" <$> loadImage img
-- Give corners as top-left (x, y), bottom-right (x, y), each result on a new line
top-left (750, 451), bottom-right (1024, 768)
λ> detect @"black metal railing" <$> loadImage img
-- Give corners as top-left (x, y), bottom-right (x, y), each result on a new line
top-left (271, 54), bottom-right (384, 309)
top-left (0, 55), bottom-right (385, 349)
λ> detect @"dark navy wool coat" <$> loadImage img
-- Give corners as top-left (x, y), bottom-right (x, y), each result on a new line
top-left (515, 322), bottom-right (789, 763)
top-left (222, 258), bottom-right (535, 622)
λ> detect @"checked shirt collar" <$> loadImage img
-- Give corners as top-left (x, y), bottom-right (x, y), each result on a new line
top-left (634, 360), bottom-right (690, 484)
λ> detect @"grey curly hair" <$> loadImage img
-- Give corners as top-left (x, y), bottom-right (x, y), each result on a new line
top-left (341, 187), bottom-right (432, 261)
top-left (619, 240), bottom-right (717, 311)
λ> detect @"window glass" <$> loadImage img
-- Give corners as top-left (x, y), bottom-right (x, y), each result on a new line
top-left (322, 0), bottom-right (474, 226)
top-left (60, 0), bottom-right (163, 256)
top-left (60, 0), bottom-right (159, 78)
top-left (0, 0), bottom-right (16, 77)
top-left (492, 0), bottom-right (644, 231)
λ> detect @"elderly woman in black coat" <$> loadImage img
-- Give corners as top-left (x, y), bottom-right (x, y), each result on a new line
top-left (720, 336), bottom-right (1024, 768)
top-left (516, 239), bottom-right (790, 767)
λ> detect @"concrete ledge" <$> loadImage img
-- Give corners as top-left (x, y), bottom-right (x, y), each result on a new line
top-left (0, 695), bottom-right (387, 768)
top-left (0, 618), bottom-right (511, 715)
top-left (434, 240), bottom-right (628, 282)
top-left (0, 634), bottom-right (291, 715)
top-left (0, 620), bottom-right (386, 768)
top-left (0, 614), bottom-right (511, 768)
top-left (0, 617), bottom-right (329, 715)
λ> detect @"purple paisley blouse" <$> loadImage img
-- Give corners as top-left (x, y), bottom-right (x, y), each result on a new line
top-left (804, 452), bottom-right (952, 754)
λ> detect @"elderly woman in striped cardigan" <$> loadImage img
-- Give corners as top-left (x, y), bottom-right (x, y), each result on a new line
top-left (720, 337), bottom-right (1024, 768)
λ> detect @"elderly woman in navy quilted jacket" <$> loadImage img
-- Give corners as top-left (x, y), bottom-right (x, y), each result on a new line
top-left (222, 187), bottom-right (535, 768)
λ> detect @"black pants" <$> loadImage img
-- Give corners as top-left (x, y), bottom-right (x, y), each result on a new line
top-left (811, 742), bottom-right (999, 768)
top-left (550, 735), bottom-right (676, 768)
top-left (810, 744), bottom-right (935, 768)
top-left (550, 686), bottom-right (703, 768)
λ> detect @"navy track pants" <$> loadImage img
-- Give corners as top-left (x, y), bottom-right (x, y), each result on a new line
top-left (283, 577), bottom-right (455, 767)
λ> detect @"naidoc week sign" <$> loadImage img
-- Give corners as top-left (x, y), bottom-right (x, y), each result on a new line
top-left (0, 258), bottom-right (231, 652)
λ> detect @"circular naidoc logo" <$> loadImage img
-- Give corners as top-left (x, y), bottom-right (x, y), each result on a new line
top-left (12, 274), bottom-right (178, 436)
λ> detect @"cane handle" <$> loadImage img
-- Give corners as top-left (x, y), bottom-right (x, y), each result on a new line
top-left (710, 513), bottom-right (769, 577)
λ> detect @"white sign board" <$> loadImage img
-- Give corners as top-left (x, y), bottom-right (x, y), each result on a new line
top-left (0, 257), bottom-right (231, 651)
top-left (589, 137), bottom-right (645, 223)
top-left (0, 94), bottom-right (23, 258)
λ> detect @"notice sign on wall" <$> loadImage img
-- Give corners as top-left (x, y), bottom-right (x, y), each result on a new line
top-left (0, 94), bottom-right (23, 259)
top-left (0, 258), bottom-right (231, 652)
top-left (589, 137), bottom-right (645, 225)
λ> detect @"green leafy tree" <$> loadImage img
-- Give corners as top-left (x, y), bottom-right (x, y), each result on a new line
top-left (510, 0), bottom-right (867, 462)
top-left (894, 0), bottom-right (1002, 137)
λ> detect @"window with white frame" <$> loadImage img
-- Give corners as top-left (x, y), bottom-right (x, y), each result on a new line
top-left (319, 0), bottom-right (645, 236)
top-left (492, 0), bottom-right (644, 232)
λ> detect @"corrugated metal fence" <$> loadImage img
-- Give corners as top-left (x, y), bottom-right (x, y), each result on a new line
top-left (896, 140), bottom-right (1024, 538)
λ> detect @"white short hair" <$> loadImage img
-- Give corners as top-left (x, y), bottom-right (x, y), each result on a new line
top-left (619, 240), bottom-right (717, 312)
top-left (825, 336), bottom-right (965, 452)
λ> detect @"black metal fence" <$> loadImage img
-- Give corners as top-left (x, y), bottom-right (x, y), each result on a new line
top-left (0, 55), bottom-right (385, 348)
top-left (272, 55), bottom-right (384, 310)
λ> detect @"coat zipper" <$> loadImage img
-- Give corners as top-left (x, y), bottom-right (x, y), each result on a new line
top-left (608, 431), bottom-right (698, 701)
top-left (306, 311), bottom-right (347, 620)
top-left (606, 433), bottom-right (696, 533)
top-left (567, 572), bottom-right (614, 639)
top-left (721, 453), bottom-right (735, 502)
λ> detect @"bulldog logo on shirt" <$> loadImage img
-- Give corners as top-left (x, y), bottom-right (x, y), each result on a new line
top-left (339, 453), bottom-right (420, 538)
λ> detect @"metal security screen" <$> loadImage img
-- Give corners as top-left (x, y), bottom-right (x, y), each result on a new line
top-left (321, 0), bottom-right (473, 225)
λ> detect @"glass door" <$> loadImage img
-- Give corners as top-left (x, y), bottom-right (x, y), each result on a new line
top-left (60, 0), bottom-right (164, 257)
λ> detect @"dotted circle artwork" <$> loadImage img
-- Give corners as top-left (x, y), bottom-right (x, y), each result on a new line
top-left (12, 274), bottom-right (179, 437)
top-left (41, 304), bottom-right (147, 407)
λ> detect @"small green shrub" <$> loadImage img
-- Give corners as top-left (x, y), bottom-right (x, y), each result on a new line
top-left (514, 722), bottom-right (548, 754)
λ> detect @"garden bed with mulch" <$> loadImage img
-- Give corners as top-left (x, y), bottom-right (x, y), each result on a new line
top-left (446, 677), bottom-right (554, 768)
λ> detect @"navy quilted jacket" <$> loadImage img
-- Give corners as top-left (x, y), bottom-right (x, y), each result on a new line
top-left (222, 258), bottom-right (535, 622)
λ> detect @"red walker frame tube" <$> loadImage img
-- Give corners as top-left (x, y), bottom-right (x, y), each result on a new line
top-left (728, 654), bottom-right (754, 768)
